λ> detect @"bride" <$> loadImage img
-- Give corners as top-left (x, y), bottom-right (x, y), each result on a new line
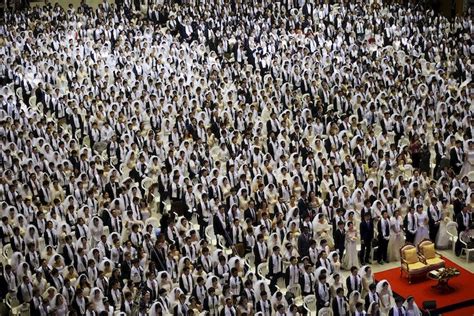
top-left (50, 294), bottom-right (68, 315)
top-left (436, 198), bottom-right (453, 249)
top-left (460, 140), bottom-right (474, 177)
top-left (359, 265), bottom-right (374, 299)
top-left (387, 210), bottom-right (404, 262)
top-left (403, 295), bottom-right (422, 316)
top-left (313, 213), bottom-right (334, 248)
top-left (376, 280), bottom-right (394, 315)
top-left (414, 205), bottom-right (429, 245)
top-left (342, 222), bottom-right (359, 270)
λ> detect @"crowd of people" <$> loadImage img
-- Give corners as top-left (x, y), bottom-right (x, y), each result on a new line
top-left (0, 0), bottom-right (473, 315)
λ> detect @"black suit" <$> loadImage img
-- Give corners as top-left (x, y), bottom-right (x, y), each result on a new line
top-left (453, 198), bottom-right (465, 219)
top-left (359, 220), bottom-right (374, 263)
top-left (203, 295), bottom-right (220, 315)
top-left (253, 242), bottom-right (268, 266)
top-left (332, 296), bottom-right (348, 316)
top-left (30, 296), bottom-right (43, 316)
top-left (244, 207), bottom-right (257, 225)
top-left (0, 275), bottom-right (8, 300)
top-left (315, 282), bottom-right (331, 310)
top-left (365, 291), bottom-right (379, 310)
top-left (388, 306), bottom-right (407, 316)
top-left (150, 247), bottom-right (167, 272)
top-left (456, 211), bottom-right (471, 234)
top-left (297, 232), bottom-right (311, 258)
top-left (120, 261), bottom-right (131, 280)
top-left (334, 228), bottom-right (346, 258)
top-left (213, 213), bottom-right (230, 246)
top-left (72, 297), bottom-right (88, 316)
top-left (298, 198), bottom-right (310, 219)
top-left (62, 244), bottom-right (75, 266)
top-left (256, 300), bottom-right (272, 315)
top-left (450, 147), bottom-right (462, 174)
top-left (104, 182), bottom-right (119, 200)
top-left (403, 213), bottom-right (417, 244)
top-left (345, 275), bottom-right (361, 297)
top-left (377, 219), bottom-right (390, 263)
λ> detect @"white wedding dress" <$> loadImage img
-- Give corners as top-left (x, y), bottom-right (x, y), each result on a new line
top-left (342, 230), bottom-right (359, 270)
top-left (460, 149), bottom-right (474, 177)
top-left (414, 211), bottom-right (430, 245)
top-left (435, 208), bottom-right (453, 249)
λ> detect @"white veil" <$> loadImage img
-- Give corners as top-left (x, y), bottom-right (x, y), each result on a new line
top-left (375, 279), bottom-right (393, 296)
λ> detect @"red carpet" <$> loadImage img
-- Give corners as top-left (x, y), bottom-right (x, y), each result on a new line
top-left (443, 306), bottom-right (474, 316)
top-left (375, 258), bottom-right (474, 311)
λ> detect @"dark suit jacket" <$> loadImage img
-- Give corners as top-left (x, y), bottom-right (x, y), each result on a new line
top-left (243, 208), bottom-right (257, 225)
top-left (334, 228), bottom-right (345, 251)
top-left (72, 297), bottom-right (89, 316)
top-left (345, 275), bottom-right (362, 295)
top-left (150, 247), bottom-right (166, 271)
top-left (297, 233), bottom-right (310, 258)
top-left (29, 296), bottom-right (43, 316)
top-left (456, 212), bottom-right (472, 234)
top-left (120, 261), bottom-right (131, 280)
top-left (332, 297), bottom-right (349, 316)
top-left (453, 198), bottom-right (465, 218)
top-left (364, 292), bottom-right (379, 310)
top-left (388, 306), bottom-right (407, 316)
top-left (104, 182), bottom-right (118, 200)
top-left (377, 220), bottom-right (390, 241)
top-left (450, 147), bottom-right (461, 168)
top-left (0, 275), bottom-right (8, 300)
top-left (253, 243), bottom-right (268, 266)
top-left (256, 300), bottom-right (272, 315)
top-left (298, 198), bottom-right (309, 219)
top-left (212, 214), bottom-right (228, 238)
top-left (360, 220), bottom-right (374, 243)
top-left (268, 254), bottom-right (283, 276)
top-left (285, 264), bottom-right (300, 287)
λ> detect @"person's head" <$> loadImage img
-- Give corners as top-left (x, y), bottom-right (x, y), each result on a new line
top-left (347, 266), bottom-right (357, 277)
top-left (357, 265), bottom-right (367, 277)
top-left (369, 283), bottom-right (376, 292)
top-left (396, 297), bottom-right (404, 307)
top-left (318, 274), bottom-right (326, 283)
top-left (338, 221), bottom-right (344, 229)
top-left (336, 287), bottom-right (344, 297)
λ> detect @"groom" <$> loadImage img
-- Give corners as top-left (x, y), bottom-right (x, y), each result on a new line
top-left (449, 140), bottom-right (463, 175)
top-left (360, 212), bottom-right (374, 265)
top-left (377, 210), bottom-right (390, 264)
top-left (428, 197), bottom-right (441, 243)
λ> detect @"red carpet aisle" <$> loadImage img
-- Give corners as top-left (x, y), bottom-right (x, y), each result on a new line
top-left (443, 306), bottom-right (474, 316)
top-left (375, 258), bottom-right (474, 312)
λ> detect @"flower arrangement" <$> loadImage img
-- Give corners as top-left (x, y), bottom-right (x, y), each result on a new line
top-left (438, 268), bottom-right (459, 279)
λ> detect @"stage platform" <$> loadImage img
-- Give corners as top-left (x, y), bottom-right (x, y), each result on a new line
top-left (375, 257), bottom-right (474, 315)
